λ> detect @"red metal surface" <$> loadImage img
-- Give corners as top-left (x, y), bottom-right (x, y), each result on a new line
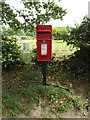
top-left (37, 30), bottom-right (51, 32)
top-left (36, 25), bottom-right (52, 61)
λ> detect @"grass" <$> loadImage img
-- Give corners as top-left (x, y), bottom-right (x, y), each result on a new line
top-left (2, 62), bottom-right (84, 117)
top-left (52, 40), bottom-right (77, 57)
top-left (2, 38), bottom-right (87, 118)
top-left (52, 40), bottom-right (73, 50)
top-left (18, 39), bottom-right (76, 51)
top-left (17, 39), bottom-right (77, 63)
top-left (2, 92), bottom-right (22, 117)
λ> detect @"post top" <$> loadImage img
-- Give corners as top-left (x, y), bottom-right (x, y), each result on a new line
top-left (36, 25), bottom-right (52, 30)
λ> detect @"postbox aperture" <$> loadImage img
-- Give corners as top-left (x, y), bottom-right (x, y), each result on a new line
top-left (36, 25), bottom-right (52, 61)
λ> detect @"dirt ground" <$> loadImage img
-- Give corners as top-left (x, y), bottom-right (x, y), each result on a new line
top-left (2, 64), bottom-right (89, 119)
top-left (17, 79), bottom-right (89, 119)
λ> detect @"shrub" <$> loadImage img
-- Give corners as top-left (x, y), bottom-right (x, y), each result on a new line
top-left (2, 35), bottom-right (24, 69)
top-left (65, 16), bottom-right (90, 48)
top-left (21, 36), bottom-right (32, 40)
top-left (52, 27), bottom-right (68, 40)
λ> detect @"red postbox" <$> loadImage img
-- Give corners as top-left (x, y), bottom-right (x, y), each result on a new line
top-left (36, 25), bottom-right (52, 61)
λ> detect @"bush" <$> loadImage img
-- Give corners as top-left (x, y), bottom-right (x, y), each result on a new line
top-left (21, 36), bottom-right (32, 40)
top-left (52, 27), bottom-right (68, 40)
top-left (65, 16), bottom-right (90, 48)
top-left (62, 16), bottom-right (90, 81)
top-left (64, 49), bottom-right (89, 80)
top-left (2, 35), bottom-right (24, 69)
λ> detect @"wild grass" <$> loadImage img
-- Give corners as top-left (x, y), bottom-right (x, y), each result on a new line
top-left (18, 39), bottom-right (77, 63)
top-left (2, 39), bottom-right (84, 117)
top-left (2, 62), bottom-right (83, 117)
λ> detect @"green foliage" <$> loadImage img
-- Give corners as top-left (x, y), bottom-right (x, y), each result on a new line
top-left (1, 25), bottom-right (25, 36)
top-left (21, 36), bottom-right (32, 40)
top-left (6, 27), bottom-right (16, 36)
top-left (52, 27), bottom-right (68, 40)
top-left (26, 27), bottom-right (36, 37)
top-left (62, 16), bottom-right (90, 81)
top-left (3, 92), bottom-right (22, 117)
top-left (64, 49), bottom-right (89, 80)
top-left (26, 31), bottom-right (34, 37)
top-left (1, 1), bottom-right (67, 32)
top-left (1, 26), bottom-right (10, 36)
top-left (65, 16), bottom-right (90, 48)
top-left (69, 94), bottom-right (83, 110)
top-left (2, 62), bottom-right (85, 117)
top-left (2, 34), bottom-right (24, 69)
top-left (19, 65), bottom-right (83, 111)
top-left (56, 100), bottom-right (72, 112)
top-left (1, 2), bottom-right (21, 31)
top-left (21, 67), bottom-right (43, 86)
top-left (16, 29), bottom-right (25, 36)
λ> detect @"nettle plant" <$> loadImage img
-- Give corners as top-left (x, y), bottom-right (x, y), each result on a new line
top-left (2, 34), bottom-right (23, 69)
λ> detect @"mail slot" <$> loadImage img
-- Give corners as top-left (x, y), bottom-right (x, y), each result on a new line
top-left (36, 25), bottom-right (52, 61)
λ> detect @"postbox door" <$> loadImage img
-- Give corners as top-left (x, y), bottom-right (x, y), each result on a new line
top-left (37, 40), bottom-right (52, 61)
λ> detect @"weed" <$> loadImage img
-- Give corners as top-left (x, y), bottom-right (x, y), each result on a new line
top-left (82, 112), bottom-right (87, 116)
top-left (58, 113), bottom-right (62, 118)
top-left (21, 67), bottom-right (43, 86)
top-left (39, 97), bottom-right (42, 106)
top-left (70, 94), bottom-right (83, 110)
top-left (12, 72), bottom-right (18, 78)
top-left (58, 89), bottom-right (69, 98)
top-left (2, 59), bottom-right (85, 117)
top-left (50, 108), bottom-right (56, 113)
top-left (2, 92), bottom-right (22, 117)
top-left (56, 100), bottom-right (72, 112)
